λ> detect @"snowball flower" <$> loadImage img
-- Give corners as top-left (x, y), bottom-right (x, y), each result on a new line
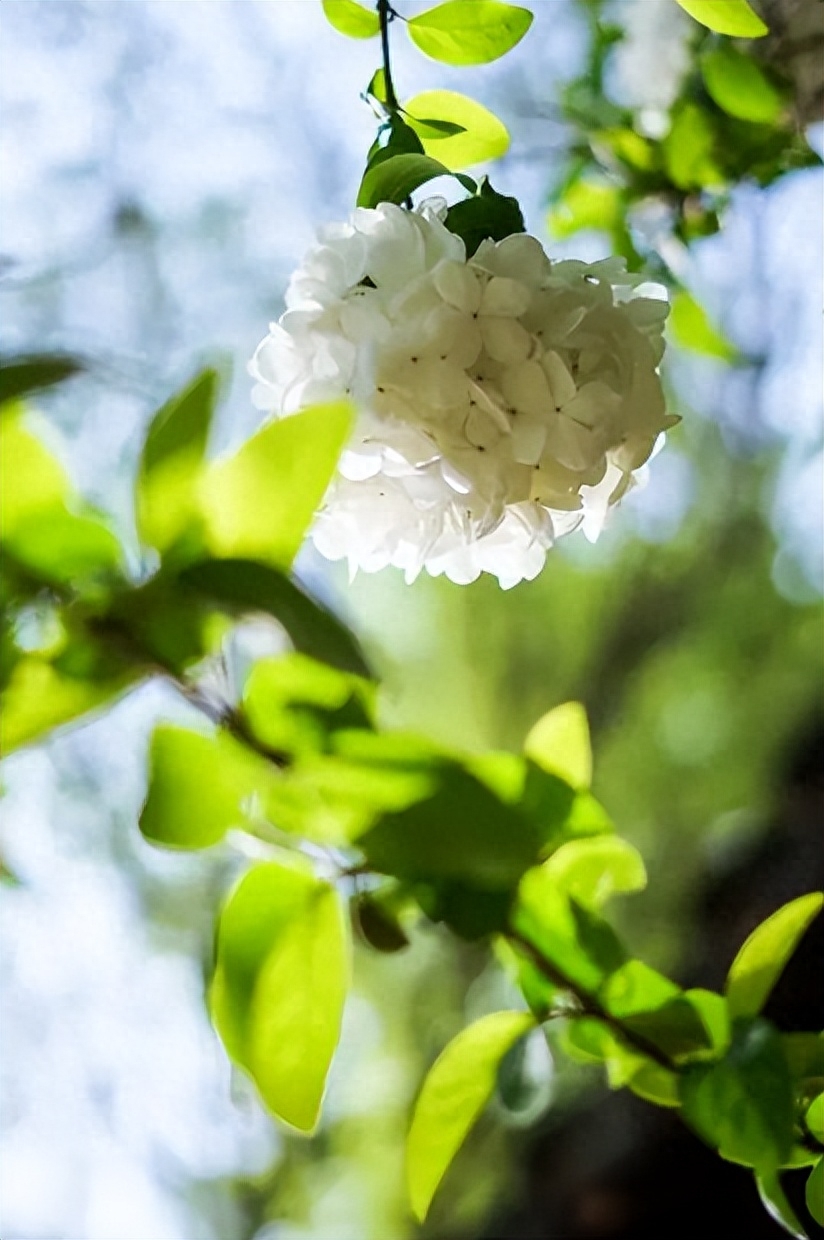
top-left (250, 201), bottom-right (676, 588)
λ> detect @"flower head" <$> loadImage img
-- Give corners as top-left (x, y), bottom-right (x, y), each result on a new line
top-left (251, 201), bottom-right (675, 588)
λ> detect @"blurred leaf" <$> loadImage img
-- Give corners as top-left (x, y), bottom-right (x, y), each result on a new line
top-left (726, 892), bottom-right (824, 1020)
top-left (513, 879), bottom-right (627, 993)
top-left (669, 290), bottom-right (737, 361)
top-left (406, 1010), bottom-right (534, 1221)
top-left (211, 862), bottom-right (348, 1129)
top-left (180, 558), bottom-right (372, 679)
top-left (664, 103), bottom-right (724, 190)
top-left (243, 652), bottom-right (372, 758)
top-left (805, 1094), bottom-right (824, 1144)
top-left (407, 0), bottom-right (532, 65)
top-left (627, 1061), bottom-right (681, 1107)
top-left (404, 90), bottom-right (510, 169)
top-left (675, 0), bottom-right (768, 38)
top-left (140, 724), bottom-right (279, 849)
top-left (806, 1159), bottom-right (824, 1228)
top-left (321, 0), bottom-right (380, 38)
top-left (0, 413), bottom-right (123, 584)
top-left (783, 1034), bottom-right (824, 1090)
top-left (681, 1018), bottom-right (795, 1169)
top-left (524, 701), bottom-right (592, 789)
top-left (200, 401), bottom-right (353, 570)
top-left (356, 891), bottom-right (411, 953)
top-left (445, 177), bottom-right (525, 256)
top-left (0, 652), bottom-right (137, 752)
top-left (357, 152), bottom-right (452, 208)
top-left (137, 369), bottom-right (218, 555)
top-left (366, 67), bottom-right (388, 104)
top-left (548, 177), bottom-right (623, 240)
top-left (248, 881), bottom-right (349, 1131)
top-left (756, 1170), bottom-right (809, 1239)
top-left (541, 837), bottom-right (646, 908)
top-left (701, 47), bottom-right (785, 123)
top-left (359, 763), bottom-right (541, 895)
top-left (0, 355), bottom-right (82, 406)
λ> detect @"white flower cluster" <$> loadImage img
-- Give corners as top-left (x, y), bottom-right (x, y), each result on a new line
top-left (251, 201), bottom-right (675, 588)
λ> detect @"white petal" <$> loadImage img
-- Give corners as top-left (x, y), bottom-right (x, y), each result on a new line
top-left (541, 351), bottom-right (577, 408)
top-left (480, 276), bottom-right (532, 318)
top-left (510, 415), bottom-right (547, 465)
top-left (501, 360), bottom-right (551, 418)
top-left (481, 318), bottom-right (533, 365)
top-left (433, 260), bottom-right (482, 315)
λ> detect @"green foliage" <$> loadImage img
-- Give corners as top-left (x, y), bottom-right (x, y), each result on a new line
top-left (524, 700), bottom-right (592, 789)
top-left (540, 837), bottom-right (646, 909)
top-left (140, 724), bottom-right (279, 850)
top-left (406, 1010), bottom-right (534, 1220)
top-left (675, 0), bottom-right (768, 38)
top-left (407, 1), bottom-right (533, 66)
top-left (200, 401), bottom-right (353, 570)
top-left (137, 368), bottom-right (218, 555)
top-left (669, 290), bottom-right (737, 362)
top-left (243, 652), bottom-right (373, 758)
top-left (806, 1094), bottom-right (824, 1144)
top-left (0, 354), bottom-right (83, 405)
top-left (211, 862), bottom-right (349, 1130)
top-left (806, 1158), bottom-right (824, 1227)
top-left (357, 151), bottom-right (454, 208)
top-left (681, 1019), bottom-right (795, 1169)
top-left (403, 89), bottom-right (510, 169)
top-left (444, 176), bottom-right (525, 256)
top-left (756, 1171), bottom-right (809, 1239)
top-left (725, 893), bottom-right (824, 1020)
top-left (321, 0), bottom-right (380, 39)
top-left (180, 558), bottom-right (372, 679)
top-left (701, 46), bottom-right (785, 124)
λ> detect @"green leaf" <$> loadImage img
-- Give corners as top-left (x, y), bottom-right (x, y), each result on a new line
top-left (403, 90), bottom-right (510, 169)
top-left (806, 1159), bottom-right (824, 1228)
top-left (199, 401), bottom-right (353, 570)
top-left (513, 879), bottom-right (627, 993)
top-left (0, 354), bottom-right (82, 406)
top-left (541, 837), bottom-right (646, 909)
top-left (140, 724), bottom-right (278, 849)
top-left (359, 764), bottom-right (541, 892)
top-left (321, 0), bottom-right (380, 38)
top-left (681, 1018), bottom-right (795, 1169)
top-left (137, 369), bottom-right (218, 555)
top-left (366, 67), bottom-right (388, 105)
top-left (211, 862), bottom-right (349, 1129)
top-left (701, 46), bottom-right (784, 123)
top-left (243, 652), bottom-right (372, 758)
top-left (548, 178), bottom-right (624, 240)
top-left (355, 890), bottom-right (411, 953)
top-left (406, 1010), bottom-right (534, 1221)
top-left (357, 152), bottom-right (453, 209)
top-left (675, 0), bottom-right (768, 37)
top-left (180, 557), bottom-right (372, 679)
top-left (806, 1094), bottom-right (824, 1144)
top-left (663, 103), bottom-right (724, 191)
top-left (756, 1170), bottom-right (809, 1239)
top-left (783, 1034), bottom-right (824, 1089)
top-left (407, 116), bottom-right (468, 139)
top-left (0, 652), bottom-right (137, 752)
top-left (524, 701), bottom-right (592, 790)
top-left (247, 882), bottom-right (349, 1131)
top-left (0, 413), bottom-right (123, 583)
top-left (444, 178), bottom-right (525, 257)
top-left (407, 0), bottom-right (532, 65)
top-left (669, 290), bottom-right (737, 362)
top-left (726, 892), bottom-right (824, 1020)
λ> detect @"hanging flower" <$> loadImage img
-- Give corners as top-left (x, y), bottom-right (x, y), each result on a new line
top-left (250, 201), bottom-right (676, 588)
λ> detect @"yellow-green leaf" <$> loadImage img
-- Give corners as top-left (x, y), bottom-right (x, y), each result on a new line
top-left (524, 701), bottom-right (592, 789)
top-left (248, 882), bottom-right (349, 1131)
top-left (701, 46), bottom-right (784, 123)
top-left (403, 90), bottom-right (510, 170)
top-left (756, 1171), bottom-right (809, 1239)
top-left (408, 0), bottom-right (533, 66)
top-left (199, 401), bottom-right (353, 570)
top-left (0, 656), bottom-right (135, 752)
top-left (726, 892), bottom-right (824, 1019)
top-left (407, 1010), bottom-right (534, 1220)
top-left (322, 0), bottom-right (380, 39)
top-left (541, 837), bottom-right (647, 909)
top-left (670, 290), bottom-right (737, 362)
top-left (806, 1159), bottom-right (824, 1228)
top-left (675, 0), bottom-right (768, 37)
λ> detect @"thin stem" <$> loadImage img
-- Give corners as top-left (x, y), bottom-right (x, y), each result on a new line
top-left (377, 0), bottom-right (400, 113)
top-left (507, 927), bottom-right (680, 1075)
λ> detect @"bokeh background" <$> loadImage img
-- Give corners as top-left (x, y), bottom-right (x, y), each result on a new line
top-left (1, 2), bottom-right (822, 1237)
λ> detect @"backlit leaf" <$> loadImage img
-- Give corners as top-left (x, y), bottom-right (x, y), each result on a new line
top-left (541, 836), bottom-right (646, 908)
top-left (406, 1010), bottom-right (534, 1220)
top-left (357, 152), bottom-right (452, 208)
top-left (756, 1170), bottom-right (809, 1239)
top-left (404, 90), bottom-right (510, 169)
top-left (200, 401), bottom-right (353, 570)
top-left (669, 290), bottom-right (737, 362)
top-left (701, 46), bottom-right (784, 123)
top-left (0, 654), bottom-right (137, 752)
top-left (726, 892), bottom-right (824, 1020)
top-left (524, 701), bottom-right (592, 789)
top-left (408, 0), bottom-right (532, 66)
top-left (675, 0), bottom-right (768, 37)
top-left (322, 0), bottom-right (380, 38)
top-left (137, 369), bottom-right (218, 554)
top-left (805, 1094), bottom-right (824, 1144)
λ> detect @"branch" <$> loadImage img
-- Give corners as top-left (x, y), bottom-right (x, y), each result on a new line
top-left (377, 0), bottom-right (400, 113)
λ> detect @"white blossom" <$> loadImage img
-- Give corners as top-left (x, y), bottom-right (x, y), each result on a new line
top-left (250, 201), bottom-right (676, 588)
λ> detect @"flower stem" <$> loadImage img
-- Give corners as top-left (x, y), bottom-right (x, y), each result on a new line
top-left (377, 0), bottom-right (400, 114)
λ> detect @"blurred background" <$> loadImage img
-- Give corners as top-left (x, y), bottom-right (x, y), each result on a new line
top-left (1, 1), bottom-right (822, 1237)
